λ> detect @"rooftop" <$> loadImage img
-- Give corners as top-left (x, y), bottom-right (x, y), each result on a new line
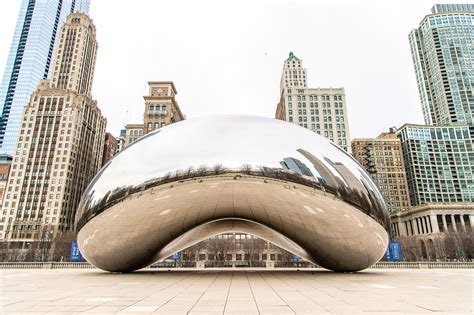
top-left (286, 51), bottom-right (301, 62)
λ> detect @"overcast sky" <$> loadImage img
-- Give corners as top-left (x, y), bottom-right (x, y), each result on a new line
top-left (0, 0), bottom-right (471, 138)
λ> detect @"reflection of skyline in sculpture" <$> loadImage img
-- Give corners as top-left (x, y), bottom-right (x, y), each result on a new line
top-left (296, 148), bottom-right (387, 225)
top-left (296, 149), bottom-right (341, 189)
top-left (279, 157), bottom-right (314, 178)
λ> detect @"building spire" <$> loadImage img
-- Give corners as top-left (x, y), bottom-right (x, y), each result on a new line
top-left (287, 51), bottom-right (301, 62)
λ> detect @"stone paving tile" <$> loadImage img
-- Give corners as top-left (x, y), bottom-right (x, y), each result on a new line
top-left (82, 305), bottom-right (128, 313)
top-left (0, 268), bottom-right (473, 314)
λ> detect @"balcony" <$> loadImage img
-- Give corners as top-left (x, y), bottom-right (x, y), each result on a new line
top-left (148, 109), bottom-right (168, 116)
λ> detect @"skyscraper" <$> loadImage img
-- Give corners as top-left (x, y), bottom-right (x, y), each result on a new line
top-left (396, 123), bottom-right (473, 207)
top-left (0, 0), bottom-right (90, 156)
top-left (351, 131), bottom-right (411, 214)
top-left (0, 13), bottom-right (106, 245)
top-left (275, 52), bottom-right (351, 152)
top-left (409, 4), bottom-right (473, 133)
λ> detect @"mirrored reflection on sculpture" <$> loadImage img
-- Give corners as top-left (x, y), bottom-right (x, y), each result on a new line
top-left (75, 115), bottom-right (389, 272)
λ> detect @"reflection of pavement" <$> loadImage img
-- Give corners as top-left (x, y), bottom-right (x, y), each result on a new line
top-left (78, 175), bottom-right (388, 272)
top-left (1, 269), bottom-right (472, 314)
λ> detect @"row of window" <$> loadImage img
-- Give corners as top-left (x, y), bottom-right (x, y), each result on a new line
top-left (147, 122), bottom-right (166, 130)
top-left (289, 108), bottom-right (345, 115)
top-left (148, 104), bottom-right (168, 111)
top-left (288, 95), bottom-right (343, 101)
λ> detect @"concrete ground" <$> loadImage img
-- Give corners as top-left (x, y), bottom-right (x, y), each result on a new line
top-left (0, 268), bottom-right (472, 314)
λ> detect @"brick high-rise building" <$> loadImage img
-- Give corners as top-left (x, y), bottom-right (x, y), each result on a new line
top-left (101, 133), bottom-right (118, 166)
top-left (351, 130), bottom-right (411, 214)
top-left (275, 52), bottom-right (351, 152)
top-left (0, 13), bottom-right (106, 244)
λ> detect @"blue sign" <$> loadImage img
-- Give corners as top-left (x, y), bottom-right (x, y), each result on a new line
top-left (385, 242), bottom-right (402, 261)
top-left (291, 255), bottom-right (301, 261)
top-left (69, 241), bottom-right (84, 261)
top-left (170, 252), bottom-right (181, 260)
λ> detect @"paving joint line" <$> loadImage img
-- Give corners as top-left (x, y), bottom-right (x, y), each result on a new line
top-left (222, 271), bottom-right (234, 315)
top-left (186, 271), bottom-right (221, 314)
top-left (246, 271), bottom-right (260, 314)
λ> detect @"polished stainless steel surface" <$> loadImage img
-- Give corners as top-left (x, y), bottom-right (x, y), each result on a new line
top-left (75, 115), bottom-right (389, 272)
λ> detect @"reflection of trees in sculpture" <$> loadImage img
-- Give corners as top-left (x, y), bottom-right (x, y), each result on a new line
top-left (241, 163), bottom-right (252, 174)
top-left (213, 163), bottom-right (226, 175)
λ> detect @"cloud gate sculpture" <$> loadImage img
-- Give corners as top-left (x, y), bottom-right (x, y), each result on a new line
top-left (75, 115), bottom-right (389, 272)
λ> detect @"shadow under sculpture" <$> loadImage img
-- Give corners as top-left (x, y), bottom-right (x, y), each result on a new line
top-left (75, 115), bottom-right (390, 272)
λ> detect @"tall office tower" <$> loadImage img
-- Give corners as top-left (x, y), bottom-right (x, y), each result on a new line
top-left (143, 82), bottom-right (185, 134)
top-left (275, 52), bottom-right (351, 152)
top-left (0, 13), bottom-right (106, 244)
top-left (409, 4), bottom-right (473, 134)
top-left (351, 131), bottom-right (411, 214)
top-left (396, 124), bottom-right (473, 207)
top-left (0, 0), bottom-right (91, 156)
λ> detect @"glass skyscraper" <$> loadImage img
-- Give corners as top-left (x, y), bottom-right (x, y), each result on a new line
top-left (396, 124), bottom-right (474, 207)
top-left (0, 0), bottom-right (90, 156)
top-left (409, 4), bottom-right (473, 133)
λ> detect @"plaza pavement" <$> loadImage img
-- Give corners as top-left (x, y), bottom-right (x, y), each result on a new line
top-left (0, 268), bottom-right (472, 314)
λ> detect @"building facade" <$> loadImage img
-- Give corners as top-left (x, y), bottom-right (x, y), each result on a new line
top-left (143, 82), bottom-right (185, 134)
top-left (0, 13), bottom-right (106, 245)
top-left (396, 124), bottom-right (473, 207)
top-left (116, 129), bottom-right (126, 153)
top-left (0, 0), bottom-right (90, 156)
top-left (390, 203), bottom-right (473, 238)
top-left (102, 133), bottom-right (117, 166)
top-left (121, 82), bottom-right (185, 148)
top-left (275, 52), bottom-right (351, 152)
top-left (352, 131), bottom-right (411, 214)
top-left (124, 124), bottom-right (144, 146)
top-left (0, 155), bottom-right (13, 203)
top-left (390, 203), bottom-right (473, 261)
top-left (409, 4), bottom-right (473, 133)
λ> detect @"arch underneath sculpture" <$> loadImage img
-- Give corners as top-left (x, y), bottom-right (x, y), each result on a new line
top-left (155, 218), bottom-right (314, 265)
